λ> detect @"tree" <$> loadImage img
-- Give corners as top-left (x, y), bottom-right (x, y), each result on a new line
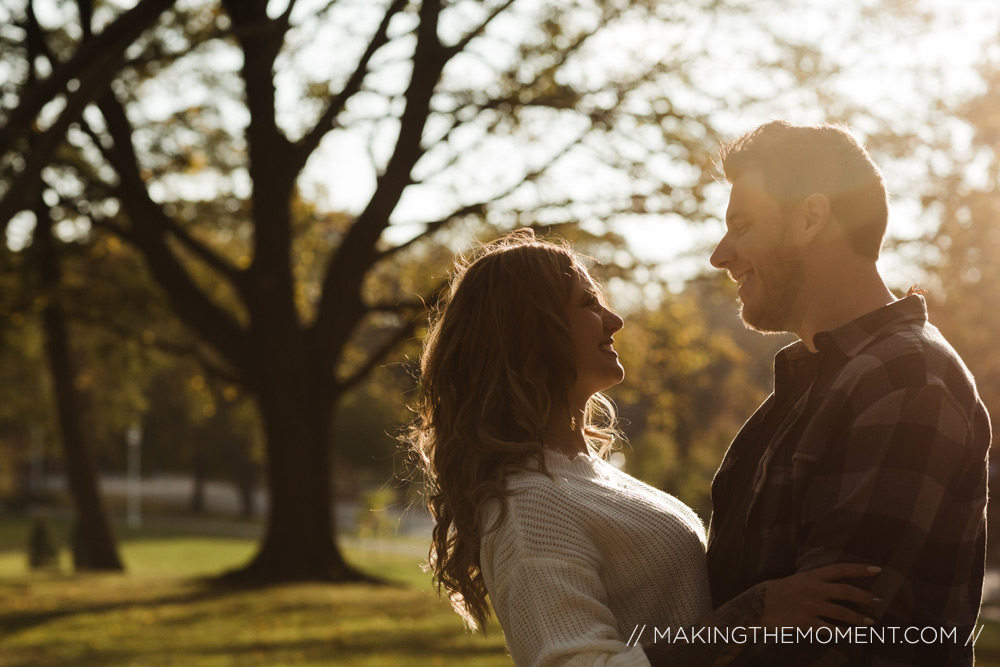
top-left (32, 190), bottom-right (124, 570)
top-left (1, 0), bottom-right (854, 581)
top-left (607, 273), bottom-right (779, 516)
top-left (0, 0), bottom-right (168, 569)
top-left (899, 59), bottom-right (1000, 557)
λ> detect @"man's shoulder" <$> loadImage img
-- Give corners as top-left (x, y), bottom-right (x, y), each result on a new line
top-left (828, 319), bottom-right (989, 443)
top-left (842, 318), bottom-right (978, 399)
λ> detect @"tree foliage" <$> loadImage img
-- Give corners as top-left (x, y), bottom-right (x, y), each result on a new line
top-left (2, 0), bottom-right (781, 581)
top-left (4, 0), bottom-right (948, 580)
top-left (608, 273), bottom-right (783, 516)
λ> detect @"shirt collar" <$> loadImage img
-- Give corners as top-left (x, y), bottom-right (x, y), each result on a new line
top-left (776, 294), bottom-right (928, 366)
top-left (816, 294), bottom-right (928, 358)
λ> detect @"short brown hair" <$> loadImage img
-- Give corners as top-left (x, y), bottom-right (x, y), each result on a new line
top-left (720, 121), bottom-right (889, 259)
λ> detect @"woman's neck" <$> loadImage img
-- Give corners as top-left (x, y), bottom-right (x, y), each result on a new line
top-left (542, 405), bottom-right (588, 457)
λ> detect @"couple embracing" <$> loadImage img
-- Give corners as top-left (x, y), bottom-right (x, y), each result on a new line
top-left (406, 121), bottom-right (991, 666)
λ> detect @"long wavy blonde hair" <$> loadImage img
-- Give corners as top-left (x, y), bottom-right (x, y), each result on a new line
top-left (406, 229), bottom-right (621, 630)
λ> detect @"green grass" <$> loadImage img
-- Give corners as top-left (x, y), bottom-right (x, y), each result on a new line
top-left (3, 513), bottom-right (1000, 666)
top-left (0, 514), bottom-right (509, 666)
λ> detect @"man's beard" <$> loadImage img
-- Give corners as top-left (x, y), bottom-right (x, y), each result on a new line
top-left (738, 245), bottom-right (807, 334)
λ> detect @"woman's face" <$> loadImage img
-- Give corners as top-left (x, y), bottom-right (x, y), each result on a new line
top-left (566, 268), bottom-right (625, 403)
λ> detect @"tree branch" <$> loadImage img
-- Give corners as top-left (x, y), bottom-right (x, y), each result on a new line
top-left (412, 109), bottom-right (505, 184)
top-left (68, 309), bottom-right (245, 385)
top-left (338, 320), bottom-right (418, 393)
top-left (409, 13), bottom-right (613, 186)
top-left (442, 0), bottom-right (516, 59)
top-left (310, 0), bottom-right (446, 359)
top-left (337, 278), bottom-right (448, 393)
top-left (157, 214), bottom-right (242, 281)
top-left (95, 92), bottom-right (251, 369)
top-left (89, 216), bottom-right (132, 239)
top-left (366, 297), bottom-right (428, 314)
top-left (0, 0), bottom-right (175, 151)
top-left (222, 0), bottom-right (297, 285)
top-left (277, 0), bottom-right (300, 26)
top-left (377, 201), bottom-right (487, 262)
top-left (290, 0), bottom-right (407, 178)
top-left (378, 124), bottom-right (591, 262)
top-left (0, 0), bottom-right (177, 236)
top-left (76, 0), bottom-right (94, 40)
top-left (76, 114), bottom-right (241, 282)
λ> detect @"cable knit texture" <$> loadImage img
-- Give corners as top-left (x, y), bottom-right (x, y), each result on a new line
top-left (480, 449), bottom-right (713, 667)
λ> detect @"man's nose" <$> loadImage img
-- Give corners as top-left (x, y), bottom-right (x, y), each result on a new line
top-left (710, 234), bottom-right (733, 269)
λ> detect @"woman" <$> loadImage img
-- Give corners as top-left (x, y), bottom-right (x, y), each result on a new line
top-left (407, 230), bottom-right (877, 665)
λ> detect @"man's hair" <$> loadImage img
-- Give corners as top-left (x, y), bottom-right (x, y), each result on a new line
top-left (719, 120), bottom-right (889, 259)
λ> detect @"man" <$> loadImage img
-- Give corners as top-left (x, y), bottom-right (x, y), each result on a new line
top-left (703, 121), bottom-right (990, 665)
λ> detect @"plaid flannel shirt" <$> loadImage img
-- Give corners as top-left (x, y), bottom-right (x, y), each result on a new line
top-left (706, 295), bottom-right (991, 666)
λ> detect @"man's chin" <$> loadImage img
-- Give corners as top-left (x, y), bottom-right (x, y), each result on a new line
top-left (739, 303), bottom-right (788, 334)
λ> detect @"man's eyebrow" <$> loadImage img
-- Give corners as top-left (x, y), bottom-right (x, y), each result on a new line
top-left (725, 210), bottom-right (750, 225)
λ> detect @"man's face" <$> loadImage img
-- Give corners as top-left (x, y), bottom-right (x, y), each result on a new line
top-left (710, 170), bottom-right (808, 333)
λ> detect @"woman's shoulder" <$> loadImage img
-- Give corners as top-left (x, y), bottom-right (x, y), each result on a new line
top-left (479, 453), bottom-right (598, 546)
top-left (482, 458), bottom-right (581, 519)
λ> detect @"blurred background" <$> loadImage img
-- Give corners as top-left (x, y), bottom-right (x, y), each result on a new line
top-left (1, 0), bottom-right (999, 664)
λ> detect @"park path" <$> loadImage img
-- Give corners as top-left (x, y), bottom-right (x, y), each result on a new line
top-left (33, 472), bottom-right (433, 536)
top-left (28, 473), bottom-right (1000, 613)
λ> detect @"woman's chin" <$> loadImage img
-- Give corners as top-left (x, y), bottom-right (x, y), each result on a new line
top-left (586, 372), bottom-right (626, 396)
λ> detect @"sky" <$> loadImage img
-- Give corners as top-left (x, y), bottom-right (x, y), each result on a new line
top-left (275, 0), bottom-right (1000, 290)
top-left (620, 0), bottom-right (1000, 288)
top-left (9, 0), bottom-right (1000, 295)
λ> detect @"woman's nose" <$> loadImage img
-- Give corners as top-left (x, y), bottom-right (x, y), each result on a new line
top-left (605, 308), bottom-right (624, 333)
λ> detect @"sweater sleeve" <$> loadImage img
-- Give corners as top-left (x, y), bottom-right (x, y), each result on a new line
top-left (481, 492), bottom-right (651, 667)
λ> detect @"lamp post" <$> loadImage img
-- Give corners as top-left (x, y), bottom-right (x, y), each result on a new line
top-left (126, 424), bottom-right (142, 528)
top-left (29, 425), bottom-right (44, 498)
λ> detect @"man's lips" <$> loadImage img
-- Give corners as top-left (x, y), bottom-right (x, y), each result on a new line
top-left (598, 338), bottom-right (615, 353)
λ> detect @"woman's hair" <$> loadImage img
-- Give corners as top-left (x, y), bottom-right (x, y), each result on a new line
top-left (405, 228), bottom-right (620, 630)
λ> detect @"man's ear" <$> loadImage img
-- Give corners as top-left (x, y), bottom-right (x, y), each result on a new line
top-left (802, 193), bottom-right (831, 237)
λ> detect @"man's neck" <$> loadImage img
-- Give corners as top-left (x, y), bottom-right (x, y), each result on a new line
top-left (795, 265), bottom-right (897, 352)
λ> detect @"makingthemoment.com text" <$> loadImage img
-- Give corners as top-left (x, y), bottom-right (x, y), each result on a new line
top-left (624, 625), bottom-right (985, 648)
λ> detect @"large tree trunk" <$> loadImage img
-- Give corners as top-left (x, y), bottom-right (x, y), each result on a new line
top-left (34, 200), bottom-right (123, 572)
top-left (221, 354), bottom-right (367, 582)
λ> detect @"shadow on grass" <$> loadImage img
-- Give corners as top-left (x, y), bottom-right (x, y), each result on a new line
top-left (0, 570), bottom-right (407, 638)
top-left (0, 583), bottom-right (508, 667)
top-left (1, 635), bottom-right (506, 667)
top-left (0, 577), bottom-right (243, 635)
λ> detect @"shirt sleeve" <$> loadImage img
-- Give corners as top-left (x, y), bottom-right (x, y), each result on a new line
top-left (748, 384), bottom-right (984, 666)
top-left (481, 497), bottom-right (651, 667)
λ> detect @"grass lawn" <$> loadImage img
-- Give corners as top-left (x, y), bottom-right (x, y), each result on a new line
top-left (2, 513), bottom-right (1000, 666)
top-left (0, 513), bottom-right (509, 666)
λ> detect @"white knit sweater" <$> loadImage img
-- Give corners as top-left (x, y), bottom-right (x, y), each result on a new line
top-left (479, 449), bottom-right (713, 667)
